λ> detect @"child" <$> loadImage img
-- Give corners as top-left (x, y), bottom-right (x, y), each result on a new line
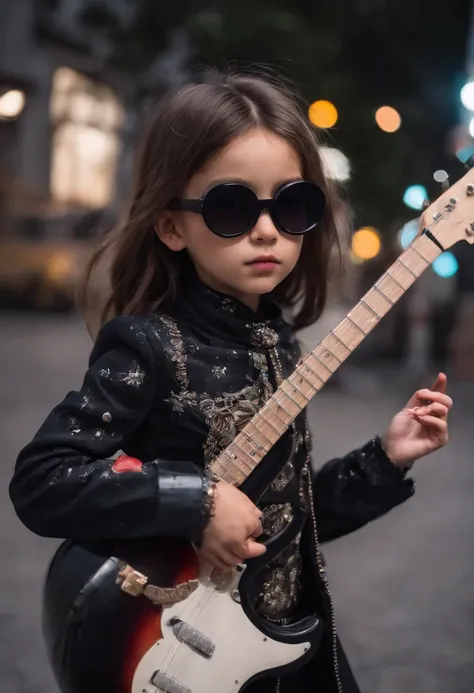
top-left (10, 68), bottom-right (452, 693)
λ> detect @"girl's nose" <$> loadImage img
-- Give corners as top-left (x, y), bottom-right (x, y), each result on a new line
top-left (250, 210), bottom-right (279, 242)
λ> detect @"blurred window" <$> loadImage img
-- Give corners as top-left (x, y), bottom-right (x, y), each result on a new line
top-left (50, 67), bottom-right (124, 209)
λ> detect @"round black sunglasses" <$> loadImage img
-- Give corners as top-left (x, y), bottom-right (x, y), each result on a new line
top-left (168, 180), bottom-right (326, 238)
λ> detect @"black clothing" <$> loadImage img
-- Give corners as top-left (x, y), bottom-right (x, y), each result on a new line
top-left (10, 279), bottom-right (414, 693)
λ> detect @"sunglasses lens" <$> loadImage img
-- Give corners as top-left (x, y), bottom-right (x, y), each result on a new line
top-left (203, 184), bottom-right (257, 237)
top-left (274, 182), bottom-right (326, 234)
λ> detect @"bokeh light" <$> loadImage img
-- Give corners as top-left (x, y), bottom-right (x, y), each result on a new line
top-left (460, 80), bottom-right (474, 111)
top-left (455, 144), bottom-right (474, 164)
top-left (399, 219), bottom-right (419, 249)
top-left (308, 100), bottom-right (338, 128)
top-left (375, 106), bottom-right (401, 133)
top-left (351, 227), bottom-right (381, 260)
top-left (0, 89), bottom-right (26, 119)
top-left (432, 252), bottom-right (459, 278)
top-left (403, 184), bottom-right (428, 211)
top-left (469, 116), bottom-right (474, 138)
top-left (319, 147), bottom-right (351, 181)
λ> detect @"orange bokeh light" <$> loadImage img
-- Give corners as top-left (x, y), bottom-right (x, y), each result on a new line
top-left (375, 106), bottom-right (401, 133)
top-left (308, 100), bottom-right (338, 128)
top-left (351, 227), bottom-right (381, 260)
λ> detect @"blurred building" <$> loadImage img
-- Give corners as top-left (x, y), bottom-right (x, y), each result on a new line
top-left (0, 0), bottom-right (133, 220)
top-left (0, 0), bottom-right (139, 310)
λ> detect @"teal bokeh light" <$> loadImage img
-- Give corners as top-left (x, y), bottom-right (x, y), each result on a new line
top-left (399, 219), bottom-right (419, 248)
top-left (403, 185), bottom-right (428, 211)
top-left (432, 252), bottom-right (459, 278)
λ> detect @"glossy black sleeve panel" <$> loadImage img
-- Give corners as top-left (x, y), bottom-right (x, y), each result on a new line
top-left (312, 437), bottom-right (415, 544)
top-left (9, 316), bottom-right (206, 544)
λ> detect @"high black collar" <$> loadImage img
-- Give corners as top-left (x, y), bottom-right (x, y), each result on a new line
top-left (169, 277), bottom-right (292, 350)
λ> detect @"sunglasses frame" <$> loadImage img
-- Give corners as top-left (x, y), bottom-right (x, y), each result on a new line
top-left (168, 180), bottom-right (326, 238)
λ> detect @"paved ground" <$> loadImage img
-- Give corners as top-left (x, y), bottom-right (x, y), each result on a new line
top-left (1, 311), bottom-right (473, 693)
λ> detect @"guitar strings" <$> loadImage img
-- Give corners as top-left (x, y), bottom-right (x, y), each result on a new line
top-left (143, 569), bottom-right (213, 693)
top-left (144, 562), bottom-right (228, 693)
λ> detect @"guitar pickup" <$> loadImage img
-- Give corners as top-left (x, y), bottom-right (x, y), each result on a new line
top-left (168, 616), bottom-right (216, 658)
top-left (151, 670), bottom-right (191, 693)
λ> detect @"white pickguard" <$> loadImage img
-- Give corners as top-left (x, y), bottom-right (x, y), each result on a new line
top-left (132, 565), bottom-right (310, 693)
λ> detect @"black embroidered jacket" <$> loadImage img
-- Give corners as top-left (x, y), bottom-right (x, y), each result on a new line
top-left (9, 278), bottom-right (415, 693)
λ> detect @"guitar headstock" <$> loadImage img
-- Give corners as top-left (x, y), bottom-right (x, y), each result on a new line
top-left (422, 168), bottom-right (474, 250)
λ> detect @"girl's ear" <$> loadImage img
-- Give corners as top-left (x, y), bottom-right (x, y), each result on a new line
top-left (154, 212), bottom-right (187, 251)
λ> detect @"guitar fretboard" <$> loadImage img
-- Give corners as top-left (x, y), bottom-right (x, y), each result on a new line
top-left (209, 233), bottom-right (442, 485)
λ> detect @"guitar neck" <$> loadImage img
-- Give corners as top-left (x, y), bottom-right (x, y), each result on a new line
top-left (210, 233), bottom-right (442, 485)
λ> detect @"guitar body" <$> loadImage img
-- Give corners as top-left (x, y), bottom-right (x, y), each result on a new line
top-left (43, 431), bottom-right (323, 693)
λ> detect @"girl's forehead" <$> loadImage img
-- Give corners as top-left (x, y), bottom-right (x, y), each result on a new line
top-left (187, 127), bottom-right (302, 195)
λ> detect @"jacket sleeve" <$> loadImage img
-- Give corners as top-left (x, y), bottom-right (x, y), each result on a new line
top-left (312, 437), bottom-right (415, 544)
top-left (9, 316), bottom-right (208, 545)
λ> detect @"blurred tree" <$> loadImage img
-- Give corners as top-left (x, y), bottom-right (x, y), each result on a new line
top-left (77, 0), bottom-right (470, 231)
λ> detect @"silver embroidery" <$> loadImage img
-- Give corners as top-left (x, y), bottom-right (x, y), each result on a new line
top-left (157, 312), bottom-right (306, 620)
top-left (211, 365), bottom-right (227, 379)
top-left (270, 460), bottom-right (296, 491)
top-left (80, 395), bottom-right (93, 411)
top-left (159, 315), bottom-right (189, 389)
top-left (67, 417), bottom-right (81, 435)
top-left (249, 323), bottom-right (279, 349)
top-left (120, 363), bottom-right (146, 388)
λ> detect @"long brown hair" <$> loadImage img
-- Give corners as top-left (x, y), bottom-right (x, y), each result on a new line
top-left (80, 67), bottom-right (343, 331)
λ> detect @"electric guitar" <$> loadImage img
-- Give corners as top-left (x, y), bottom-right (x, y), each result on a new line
top-left (69, 170), bottom-right (474, 693)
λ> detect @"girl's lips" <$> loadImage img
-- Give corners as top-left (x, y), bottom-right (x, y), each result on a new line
top-left (248, 261), bottom-right (280, 271)
top-left (247, 256), bottom-right (280, 264)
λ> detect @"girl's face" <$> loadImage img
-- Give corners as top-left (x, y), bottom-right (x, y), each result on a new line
top-left (157, 127), bottom-right (305, 311)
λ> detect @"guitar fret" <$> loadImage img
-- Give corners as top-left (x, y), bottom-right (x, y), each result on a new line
top-left (280, 379), bottom-right (311, 409)
top-left (255, 410), bottom-right (285, 437)
top-left (227, 442), bottom-right (255, 465)
top-left (281, 380), bottom-right (309, 406)
top-left (273, 397), bottom-right (294, 418)
top-left (216, 460), bottom-right (242, 484)
top-left (271, 407), bottom-right (291, 427)
top-left (374, 284), bottom-right (394, 305)
top-left (314, 344), bottom-right (342, 372)
top-left (222, 448), bottom-right (253, 472)
top-left (410, 244), bottom-right (429, 264)
top-left (301, 361), bottom-right (325, 386)
top-left (397, 257), bottom-right (418, 279)
top-left (329, 330), bottom-right (350, 355)
top-left (246, 419), bottom-right (275, 446)
top-left (311, 351), bottom-right (334, 375)
top-left (232, 440), bottom-right (259, 467)
top-left (291, 369), bottom-right (319, 392)
top-left (386, 269), bottom-right (405, 291)
top-left (346, 315), bottom-right (367, 336)
top-left (361, 298), bottom-right (381, 320)
top-left (241, 429), bottom-right (268, 454)
top-left (235, 434), bottom-right (259, 460)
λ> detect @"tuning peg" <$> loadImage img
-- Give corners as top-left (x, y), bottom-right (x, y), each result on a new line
top-left (467, 183), bottom-right (474, 196)
top-left (433, 169), bottom-right (450, 191)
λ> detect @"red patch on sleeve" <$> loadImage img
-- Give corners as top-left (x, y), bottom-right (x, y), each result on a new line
top-left (112, 455), bottom-right (143, 473)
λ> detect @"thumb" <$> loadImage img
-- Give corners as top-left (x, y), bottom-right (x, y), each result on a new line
top-left (243, 539), bottom-right (267, 558)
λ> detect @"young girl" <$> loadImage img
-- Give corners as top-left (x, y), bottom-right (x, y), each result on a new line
top-left (10, 68), bottom-right (452, 693)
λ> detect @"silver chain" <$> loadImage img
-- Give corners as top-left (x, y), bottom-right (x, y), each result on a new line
top-left (305, 456), bottom-right (344, 693)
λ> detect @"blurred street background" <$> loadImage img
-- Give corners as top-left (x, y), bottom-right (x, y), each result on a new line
top-left (1, 1), bottom-right (474, 692)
